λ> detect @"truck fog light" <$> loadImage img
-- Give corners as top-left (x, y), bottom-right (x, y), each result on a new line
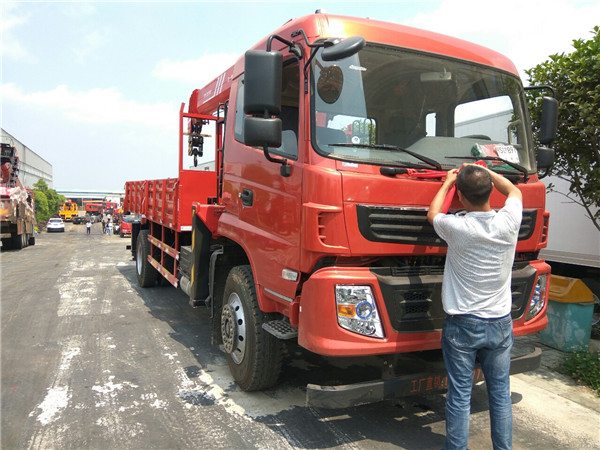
top-left (526, 274), bottom-right (547, 321)
top-left (335, 285), bottom-right (384, 338)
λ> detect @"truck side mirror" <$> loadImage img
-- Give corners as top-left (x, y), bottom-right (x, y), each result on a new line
top-left (537, 146), bottom-right (554, 170)
top-left (243, 50), bottom-right (282, 116)
top-left (321, 36), bottom-right (366, 61)
top-left (244, 117), bottom-right (282, 148)
top-left (539, 96), bottom-right (558, 146)
top-left (243, 49), bottom-right (290, 176)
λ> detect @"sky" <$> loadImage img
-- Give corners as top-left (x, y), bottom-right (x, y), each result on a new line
top-left (2, 0), bottom-right (599, 192)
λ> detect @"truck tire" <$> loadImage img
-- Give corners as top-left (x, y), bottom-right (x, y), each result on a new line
top-left (221, 265), bottom-right (282, 391)
top-left (12, 233), bottom-right (23, 250)
top-left (28, 235), bottom-right (35, 246)
top-left (136, 230), bottom-right (158, 287)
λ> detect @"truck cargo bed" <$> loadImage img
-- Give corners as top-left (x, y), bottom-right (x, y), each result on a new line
top-left (123, 170), bottom-right (216, 232)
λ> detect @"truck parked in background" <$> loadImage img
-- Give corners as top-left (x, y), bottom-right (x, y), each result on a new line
top-left (540, 176), bottom-right (600, 325)
top-left (59, 200), bottom-right (79, 222)
top-left (85, 202), bottom-right (103, 217)
top-left (118, 213), bottom-right (139, 238)
top-left (124, 12), bottom-right (558, 406)
top-left (102, 200), bottom-right (119, 217)
top-left (1, 143), bottom-right (36, 250)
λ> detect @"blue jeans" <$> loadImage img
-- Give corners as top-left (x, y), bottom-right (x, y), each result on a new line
top-left (442, 314), bottom-right (514, 450)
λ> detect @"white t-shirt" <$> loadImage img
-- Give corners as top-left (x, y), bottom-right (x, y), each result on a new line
top-left (433, 197), bottom-right (523, 318)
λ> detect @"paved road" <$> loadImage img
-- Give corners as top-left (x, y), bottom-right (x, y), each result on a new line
top-left (2, 222), bottom-right (599, 449)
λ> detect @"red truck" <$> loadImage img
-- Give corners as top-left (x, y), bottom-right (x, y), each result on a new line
top-left (124, 12), bottom-right (558, 407)
top-left (85, 202), bottom-right (103, 216)
top-left (117, 213), bottom-right (139, 238)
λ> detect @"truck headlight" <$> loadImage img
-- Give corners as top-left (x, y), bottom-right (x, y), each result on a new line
top-left (335, 285), bottom-right (385, 338)
top-left (526, 274), bottom-right (548, 321)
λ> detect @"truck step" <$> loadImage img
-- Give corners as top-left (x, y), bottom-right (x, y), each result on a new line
top-left (262, 320), bottom-right (298, 340)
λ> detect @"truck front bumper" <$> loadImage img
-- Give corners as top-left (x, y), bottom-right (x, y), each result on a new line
top-left (306, 346), bottom-right (542, 408)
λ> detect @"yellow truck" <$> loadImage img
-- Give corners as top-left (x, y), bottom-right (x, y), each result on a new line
top-left (59, 200), bottom-right (79, 222)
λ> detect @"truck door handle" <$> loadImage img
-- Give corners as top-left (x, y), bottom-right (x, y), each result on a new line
top-left (239, 189), bottom-right (253, 207)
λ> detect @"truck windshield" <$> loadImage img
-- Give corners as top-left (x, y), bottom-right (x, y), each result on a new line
top-left (311, 43), bottom-right (534, 172)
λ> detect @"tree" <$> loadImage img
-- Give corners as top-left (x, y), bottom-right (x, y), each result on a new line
top-left (525, 26), bottom-right (600, 232)
top-left (33, 179), bottom-right (66, 223)
top-left (33, 190), bottom-right (49, 223)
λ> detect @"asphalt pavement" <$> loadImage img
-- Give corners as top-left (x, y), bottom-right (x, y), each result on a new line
top-left (2, 221), bottom-right (599, 449)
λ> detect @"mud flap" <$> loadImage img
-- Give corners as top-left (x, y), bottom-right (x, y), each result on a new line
top-left (190, 206), bottom-right (211, 306)
top-left (306, 347), bottom-right (542, 409)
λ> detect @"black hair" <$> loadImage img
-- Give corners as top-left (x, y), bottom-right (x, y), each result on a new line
top-left (456, 165), bottom-right (492, 206)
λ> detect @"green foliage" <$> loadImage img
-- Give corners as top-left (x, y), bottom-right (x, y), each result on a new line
top-left (33, 179), bottom-right (66, 223)
top-left (33, 190), bottom-right (49, 222)
top-left (525, 26), bottom-right (600, 232)
top-left (556, 351), bottom-right (600, 396)
top-left (33, 179), bottom-right (49, 191)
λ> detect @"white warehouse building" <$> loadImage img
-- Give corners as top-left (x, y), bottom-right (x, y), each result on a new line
top-left (1, 128), bottom-right (53, 189)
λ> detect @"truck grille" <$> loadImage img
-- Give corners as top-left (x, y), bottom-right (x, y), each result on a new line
top-left (357, 205), bottom-right (537, 245)
top-left (372, 262), bottom-right (536, 333)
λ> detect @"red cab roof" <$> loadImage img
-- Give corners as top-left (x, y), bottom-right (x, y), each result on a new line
top-left (189, 13), bottom-right (519, 115)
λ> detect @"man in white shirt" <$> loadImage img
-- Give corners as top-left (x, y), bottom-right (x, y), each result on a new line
top-left (427, 164), bottom-right (523, 450)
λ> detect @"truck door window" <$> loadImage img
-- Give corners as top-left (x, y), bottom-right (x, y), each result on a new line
top-left (235, 60), bottom-right (300, 160)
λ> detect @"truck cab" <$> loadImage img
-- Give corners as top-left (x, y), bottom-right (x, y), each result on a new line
top-left (191, 13), bottom-right (552, 347)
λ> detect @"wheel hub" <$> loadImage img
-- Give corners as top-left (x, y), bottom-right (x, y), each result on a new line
top-left (221, 304), bottom-right (236, 354)
top-left (136, 243), bottom-right (143, 276)
top-left (221, 294), bottom-right (246, 364)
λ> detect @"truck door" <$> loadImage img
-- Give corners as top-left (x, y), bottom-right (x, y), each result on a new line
top-left (225, 60), bottom-right (302, 304)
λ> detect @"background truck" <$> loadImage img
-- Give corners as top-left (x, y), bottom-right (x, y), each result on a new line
top-left (539, 175), bottom-right (599, 328)
top-left (59, 200), bottom-right (79, 222)
top-left (102, 200), bottom-right (119, 217)
top-left (117, 213), bottom-right (139, 238)
top-left (1, 143), bottom-right (36, 250)
top-left (85, 202), bottom-right (103, 216)
top-left (124, 12), bottom-right (558, 406)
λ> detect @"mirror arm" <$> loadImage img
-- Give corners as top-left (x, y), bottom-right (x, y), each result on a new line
top-left (302, 48), bottom-right (320, 94)
top-left (524, 85), bottom-right (556, 98)
top-left (266, 34), bottom-right (303, 59)
top-left (292, 29), bottom-right (326, 94)
top-left (262, 145), bottom-right (291, 177)
top-left (259, 109), bottom-right (291, 177)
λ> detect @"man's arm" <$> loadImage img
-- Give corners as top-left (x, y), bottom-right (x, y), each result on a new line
top-left (427, 169), bottom-right (458, 224)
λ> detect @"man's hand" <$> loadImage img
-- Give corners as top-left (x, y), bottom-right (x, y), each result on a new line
top-left (444, 168), bottom-right (459, 187)
top-left (427, 169), bottom-right (459, 224)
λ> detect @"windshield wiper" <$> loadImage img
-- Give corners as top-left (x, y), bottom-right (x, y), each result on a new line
top-left (330, 143), bottom-right (442, 170)
top-left (447, 156), bottom-right (529, 182)
top-left (380, 166), bottom-right (443, 176)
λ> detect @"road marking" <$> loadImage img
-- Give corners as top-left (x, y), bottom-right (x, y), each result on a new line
top-left (28, 336), bottom-right (81, 430)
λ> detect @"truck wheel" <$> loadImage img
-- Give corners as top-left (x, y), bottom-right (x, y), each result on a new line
top-left (221, 265), bottom-right (282, 391)
top-left (136, 230), bottom-right (158, 287)
top-left (28, 235), bottom-right (35, 246)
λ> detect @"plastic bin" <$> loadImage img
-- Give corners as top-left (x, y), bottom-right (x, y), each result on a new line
top-left (540, 275), bottom-right (595, 351)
